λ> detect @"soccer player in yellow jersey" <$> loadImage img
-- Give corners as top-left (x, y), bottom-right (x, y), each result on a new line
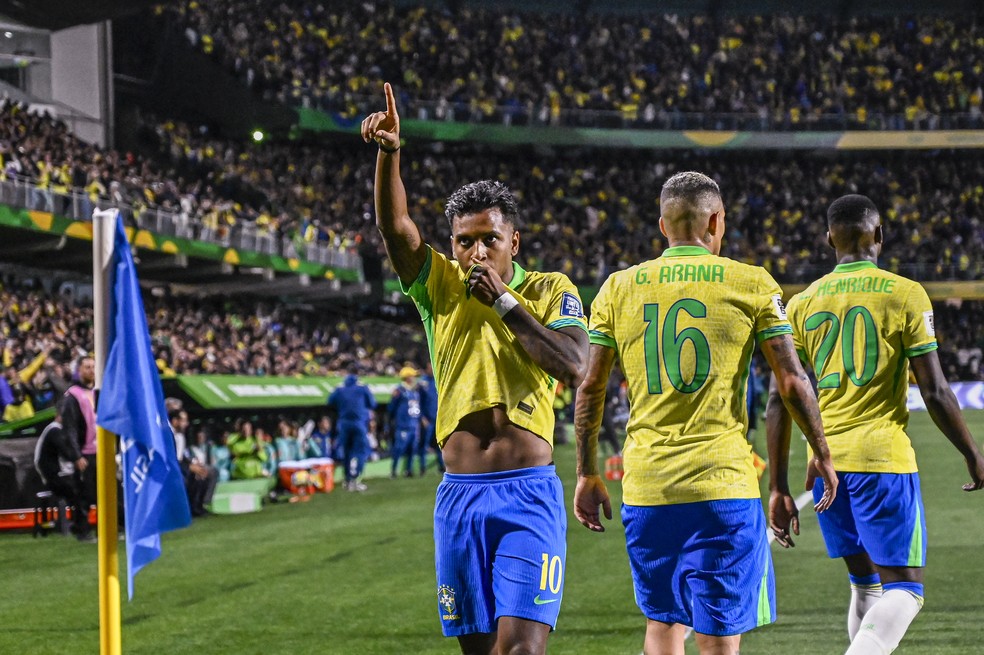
top-left (767, 194), bottom-right (984, 655)
top-left (361, 84), bottom-right (588, 655)
top-left (574, 171), bottom-right (837, 655)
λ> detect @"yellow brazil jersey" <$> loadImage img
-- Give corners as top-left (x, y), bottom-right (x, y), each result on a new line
top-left (589, 245), bottom-right (792, 506)
top-left (788, 261), bottom-right (937, 474)
top-left (404, 246), bottom-right (587, 447)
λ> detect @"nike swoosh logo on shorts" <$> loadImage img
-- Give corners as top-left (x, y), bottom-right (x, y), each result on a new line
top-left (533, 595), bottom-right (559, 605)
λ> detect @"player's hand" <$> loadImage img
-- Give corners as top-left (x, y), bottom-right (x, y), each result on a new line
top-left (805, 455), bottom-right (838, 512)
top-left (768, 490), bottom-right (799, 548)
top-left (573, 474), bottom-right (613, 532)
top-left (75, 457), bottom-right (88, 472)
top-left (360, 82), bottom-right (400, 152)
top-left (465, 264), bottom-right (508, 306)
top-left (962, 454), bottom-right (984, 491)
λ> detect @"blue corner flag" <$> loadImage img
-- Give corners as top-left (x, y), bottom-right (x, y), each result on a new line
top-left (96, 214), bottom-right (192, 599)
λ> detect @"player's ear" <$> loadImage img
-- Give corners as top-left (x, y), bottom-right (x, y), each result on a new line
top-left (510, 225), bottom-right (520, 256)
top-left (707, 210), bottom-right (723, 238)
top-left (827, 231), bottom-right (834, 249)
top-left (873, 224), bottom-right (883, 246)
top-left (658, 216), bottom-right (667, 238)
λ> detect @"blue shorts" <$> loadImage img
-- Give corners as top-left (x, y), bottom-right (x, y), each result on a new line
top-left (434, 465), bottom-right (566, 637)
top-left (812, 472), bottom-right (926, 568)
top-left (622, 499), bottom-right (776, 636)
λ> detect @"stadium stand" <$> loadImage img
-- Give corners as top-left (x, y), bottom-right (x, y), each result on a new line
top-left (0, 276), bottom-right (978, 429)
top-left (0, 100), bottom-right (360, 269)
top-left (168, 2), bottom-right (984, 130)
top-left (93, 111), bottom-right (976, 284)
top-left (3, 99), bottom-right (980, 286)
top-left (0, 278), bottom-right (429, 422)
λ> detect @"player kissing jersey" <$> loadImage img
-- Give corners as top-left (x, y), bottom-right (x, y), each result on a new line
top-left (588, 245), bottom-right (792, 506)
top-left (786, 261), bottom-right (937, 474)
top-left (403, 245), bottom-right (587, 445)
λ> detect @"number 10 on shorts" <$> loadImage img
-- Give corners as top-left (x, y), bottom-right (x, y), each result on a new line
top-left (540, 553), bottom-right (563, 594)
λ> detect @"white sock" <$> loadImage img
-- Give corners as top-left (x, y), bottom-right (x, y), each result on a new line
top-left (848, 582), bottom-right (883, 640)
top-left (845, 589), bottom-right (923, 655)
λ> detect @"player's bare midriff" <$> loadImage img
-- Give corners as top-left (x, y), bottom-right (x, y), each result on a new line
top-left (442, 406), bottom-right (553, 474)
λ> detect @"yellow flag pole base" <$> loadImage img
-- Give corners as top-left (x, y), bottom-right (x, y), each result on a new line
top-left (96, 425), bottom-right (121, 655)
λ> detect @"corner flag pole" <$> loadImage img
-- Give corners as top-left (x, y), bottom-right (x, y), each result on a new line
top-left (93, 209), bottom-right (122, 655)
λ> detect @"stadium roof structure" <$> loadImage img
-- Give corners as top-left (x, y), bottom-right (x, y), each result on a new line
top-left (4, 0), bottom-right (980, 31)
top-left (0, 206), bottom-right (369, 304)
top-left (0, 0), bottom-right (159, 31)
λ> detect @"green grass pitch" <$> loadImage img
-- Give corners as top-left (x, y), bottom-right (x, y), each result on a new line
top-left (3, 411), bottom-right (983, 654)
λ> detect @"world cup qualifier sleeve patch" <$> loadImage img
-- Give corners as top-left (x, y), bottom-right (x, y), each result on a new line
top-left (923, 310), bottom-right (935, 337)
top-left (772, 294), bottom-right (787, 320)
top-left (560, 292), bottom-right (584, 318)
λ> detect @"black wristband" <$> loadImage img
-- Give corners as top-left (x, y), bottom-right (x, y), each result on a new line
top-left (378, 142), bottom-right (400, 154)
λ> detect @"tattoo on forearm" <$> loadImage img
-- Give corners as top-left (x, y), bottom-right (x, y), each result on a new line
top-left (502, 311), bottom-right (586, 387)
top-left (574, 387), bottom-right (605, 476)
top-left (762, 335), bottom-right (829, 458)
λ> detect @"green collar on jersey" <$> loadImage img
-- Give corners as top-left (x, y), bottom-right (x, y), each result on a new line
top-left (832, 260), bottom-right (878, 273)
top-left (662, 245), bottom-right (712, 257)
top-left (507, 261), bottom-right (527, 289)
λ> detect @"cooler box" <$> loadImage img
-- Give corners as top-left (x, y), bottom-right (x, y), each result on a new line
top-left (604, 455), bottom-right (623, 481)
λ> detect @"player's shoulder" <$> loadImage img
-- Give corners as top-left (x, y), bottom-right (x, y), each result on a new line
top-left (524, 267), bottom-right (576, 289)
top-left (707, 256), bottom-right (783, 295)
top-left (427, 246), bottom-right (461, 274)
top-left (717, 255), bottom-right (776, 280)
top-left (608, 259), bottom-right (659, 285)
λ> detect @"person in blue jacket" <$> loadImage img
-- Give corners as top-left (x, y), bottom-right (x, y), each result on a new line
top-left (388, 366), bottom-right (423, 478)
top-left (327, 366), bottom-right (377, 492)
top-left (417, 362), bottom-right (444, 474)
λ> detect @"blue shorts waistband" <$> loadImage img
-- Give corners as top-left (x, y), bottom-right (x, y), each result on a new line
top-left (442, 465), bottom-right (556, 484)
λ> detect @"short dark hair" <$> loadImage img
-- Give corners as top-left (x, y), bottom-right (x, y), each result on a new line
top-left (444, 180), bottom-right (520, 228)
top-left (660, 171), bottom-right (721, 206)
top-left (827, 194), bottom-right (879, 228)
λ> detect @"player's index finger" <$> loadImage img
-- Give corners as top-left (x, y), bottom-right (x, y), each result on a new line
top-left (384, 82), bottom-right (398, 116)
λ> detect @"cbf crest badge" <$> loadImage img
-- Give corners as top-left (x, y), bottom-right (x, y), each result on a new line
top-left (438, 585), bottom-right (460, 621)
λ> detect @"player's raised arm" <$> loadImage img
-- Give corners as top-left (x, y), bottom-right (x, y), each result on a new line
top-left (761, 334), bottom-right (838, 516)
top-left (909, 350), bottom-right (984, 491)
top-left (362, 82), bottom-right (426, 286)
top-left (572, 344), bottom-right (616, 532)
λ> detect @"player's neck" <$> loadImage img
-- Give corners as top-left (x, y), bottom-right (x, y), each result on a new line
top-left (666, 238), bottom-right (713, 253)
top-left (835, 249), bottom-right (878, 266)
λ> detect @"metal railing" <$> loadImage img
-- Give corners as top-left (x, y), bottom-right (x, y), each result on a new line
top-left (303, 93), bottom-right (984, 133)
top-left (0, 176), bottom-right (364, 274)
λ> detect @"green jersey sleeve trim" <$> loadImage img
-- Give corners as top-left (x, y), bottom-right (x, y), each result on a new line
top-left (756, 325), bottom-right (793, 343)
top-left (589, 330), bottom-right (617, 348)
top-left (400, 247), bottom-right (434, 318)
top-left (905, 342), bottom-right (938, 358)
top-left (547, 318), bottom-right (588, 333)
top-left (399, 246), bottom-right (433, 294)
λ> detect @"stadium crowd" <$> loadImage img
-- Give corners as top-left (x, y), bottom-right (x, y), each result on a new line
top-left (0, 275), bottom-right (980, 426)
top-left (4, 101), bottom-right (981, 286)
top-left (0, 100), bottom-right (360, 262)
top-left (0, 279), bottom-right (428, 423)
top-left (169, 2), bottom-right (984, 129)
top-left (346, 144), bottom-right (984, 285)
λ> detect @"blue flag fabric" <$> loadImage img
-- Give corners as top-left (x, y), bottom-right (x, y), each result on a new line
top-left (96, 214), bottom-right (191, 599)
